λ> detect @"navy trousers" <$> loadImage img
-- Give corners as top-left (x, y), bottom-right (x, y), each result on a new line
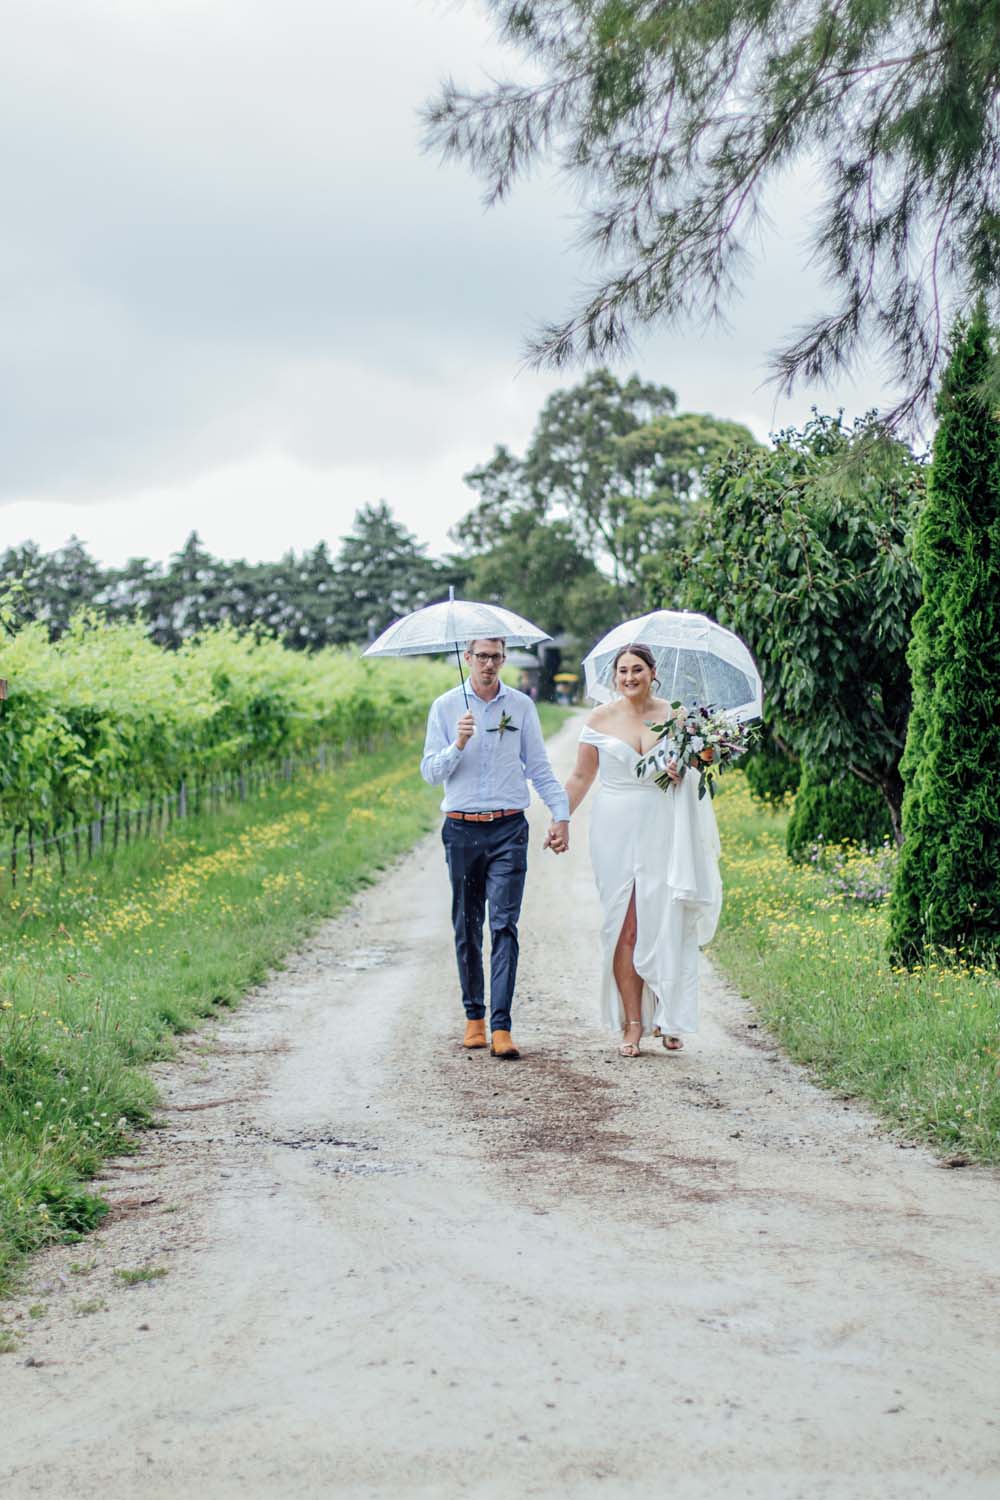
top-left (441, 813), bottom-right (529, 1034)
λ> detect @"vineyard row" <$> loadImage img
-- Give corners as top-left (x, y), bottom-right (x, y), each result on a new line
top-left (0, 616), bottom-right (453, 885)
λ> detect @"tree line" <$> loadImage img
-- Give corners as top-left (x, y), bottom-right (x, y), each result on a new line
top-left (1, 371), bottom-right (757, 656)
top-left (0, 505), bottom-right (464, 652)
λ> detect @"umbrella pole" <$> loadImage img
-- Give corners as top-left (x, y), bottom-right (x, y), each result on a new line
top-left (454, 643), bottom-right (469, 708)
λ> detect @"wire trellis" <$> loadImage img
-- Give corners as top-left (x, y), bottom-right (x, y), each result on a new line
top-left (0, 733), bottom-right (388, 891)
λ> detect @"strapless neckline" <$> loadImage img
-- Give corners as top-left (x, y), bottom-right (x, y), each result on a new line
top-left (582, 726), bottom-right (662, 757)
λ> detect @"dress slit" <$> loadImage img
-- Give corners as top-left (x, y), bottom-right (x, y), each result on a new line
top-left (612, 882), bottom-right (638, 958)
top-left (607, 879), bottom-right (661, 1032)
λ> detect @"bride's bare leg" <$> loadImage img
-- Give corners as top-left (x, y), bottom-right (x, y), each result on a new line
top-left (614, 889), bottom-right (643, 1055)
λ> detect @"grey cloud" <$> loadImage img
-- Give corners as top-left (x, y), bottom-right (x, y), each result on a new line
top-left (0, 0), bottom-right (893, 512)
top-left (0, 0), bottom-right (577, 500)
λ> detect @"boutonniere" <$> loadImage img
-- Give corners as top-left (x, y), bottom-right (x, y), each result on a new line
top-left (487, 710), bottom-right (519, 738)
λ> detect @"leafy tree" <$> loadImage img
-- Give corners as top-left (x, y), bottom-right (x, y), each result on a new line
top-left (743, 723), bottom-right (801, 810)
top-left (786, 763), bottom-right (893, 863)
top-left (606, 411), bottom-right (760, 604)
top-left (455, 368), bottom-right (752, 616)
top-left (145, 533), bottom-right (240, 648)
top-left (426, 1), bottom-right (1000, 417)
top-left (683, 412), bottom-right (924, 839)
top-left (232, 543), bottom-right (342, 648)
top-left (98, 555), bottom-right (166, 627)
top-left (520, 369), bottom-right (676, 573)
top-left (453, 444), bottom-right (537, 553)
top-left (276, 542), bottom-right (343, 648)
top-left (609, 413), bottom-right (759, 510)
top-left (330, 501), bottom-right (450, 644)
top-left (0, 542), bottom-right (47, 611)
top-left (466, 509), bottom-right (617, 644)
top-left (0, 537), bottom-right (105, 638)
top-left (890, 309), bottom-right (1000, 962)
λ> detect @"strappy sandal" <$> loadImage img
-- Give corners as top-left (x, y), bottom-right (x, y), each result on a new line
top-left (653, 1026), bottom-right (684, 1051)
top-left (619, 1019), bottom-right (643, 1057)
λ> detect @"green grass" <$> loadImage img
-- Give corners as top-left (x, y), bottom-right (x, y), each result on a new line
top-left (710, 774), bottom-right (1000, 1163)
top-left (72, 1298), bottom-right (106, 1316)
top-left (113, 1266), bottom-right (168, 1286)
top-left (0, 707), bottom-right (572, 1293)
top-left (535, 701), bottom-right (571, 738)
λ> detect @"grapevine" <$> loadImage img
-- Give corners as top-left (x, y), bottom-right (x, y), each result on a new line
top-left (0, 615), bottom-right (452, 884)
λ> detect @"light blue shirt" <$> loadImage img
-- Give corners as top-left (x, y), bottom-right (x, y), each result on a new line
top-left (421, 681), bottom-right (569, 820)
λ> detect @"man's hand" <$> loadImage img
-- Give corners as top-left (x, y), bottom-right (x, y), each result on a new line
top-left (456, 710), bottom-right (476, 749)
top-left (544, 819), bottom-right (570, 854)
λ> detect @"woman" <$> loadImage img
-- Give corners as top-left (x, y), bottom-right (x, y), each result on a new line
top-left (560, 643), bottom-right (722, 1056)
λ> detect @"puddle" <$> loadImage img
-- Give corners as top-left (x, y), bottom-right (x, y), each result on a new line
top-left (235, 1122), bottom-right (408, 1176)
top-left (340, 946), bottom-right (390, 971)
top-left (311, 1157), bottom-right (407, 1177)
top-left (269, 1133), bottom-right (377, 1153)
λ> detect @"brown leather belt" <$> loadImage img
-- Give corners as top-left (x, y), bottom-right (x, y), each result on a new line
top-left (445, 809), bottom-right (523, 823)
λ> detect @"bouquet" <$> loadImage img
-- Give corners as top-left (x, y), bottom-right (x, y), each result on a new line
top-left (635, 702), bottom-right (757, 799)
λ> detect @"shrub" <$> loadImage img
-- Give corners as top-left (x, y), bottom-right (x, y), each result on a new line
top-left (890, 307), bottom-right (1000, 963)
top-left (743, 725), bottom-right (800, 808)
top-left (787, 763), bottom-right (893, 862)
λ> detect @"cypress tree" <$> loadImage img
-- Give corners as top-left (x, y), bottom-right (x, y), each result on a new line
top-left (890, 308), bottom-right (1000, 963)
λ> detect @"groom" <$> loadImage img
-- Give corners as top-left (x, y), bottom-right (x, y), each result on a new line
top-left (421, 639), bottom-right (570, 1059)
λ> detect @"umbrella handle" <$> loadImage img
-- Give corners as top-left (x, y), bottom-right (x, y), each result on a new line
top-left (454, 643), bottom-right (469, 709)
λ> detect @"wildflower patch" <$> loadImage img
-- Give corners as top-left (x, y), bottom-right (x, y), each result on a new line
top-left (711, 774), bottom-right (1000, 1163)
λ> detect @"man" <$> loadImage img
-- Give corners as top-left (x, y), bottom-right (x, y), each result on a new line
top-left (421, 638), bottom-right (570, 1059)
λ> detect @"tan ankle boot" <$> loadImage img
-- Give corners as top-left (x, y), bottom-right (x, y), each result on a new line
top-left (463, 1019), bottom-right (487, 1049)
top-left (490, 1029), bottom-right (520, 1060)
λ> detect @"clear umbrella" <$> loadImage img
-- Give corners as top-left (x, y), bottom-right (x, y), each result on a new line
top-left (582, 610), bottom-right (762, 720)
top-left (363, 588), bottom-right (550, 706)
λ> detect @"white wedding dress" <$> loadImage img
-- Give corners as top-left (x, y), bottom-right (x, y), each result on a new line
top-left (581, 726), bottom-right (722, 1036)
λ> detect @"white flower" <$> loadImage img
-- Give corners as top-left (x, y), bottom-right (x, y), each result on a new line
top-left (690, 735), bottom-right (705, 752)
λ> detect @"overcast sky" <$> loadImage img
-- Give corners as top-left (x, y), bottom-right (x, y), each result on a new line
top-left (1, 0), bottom-right (897, 568)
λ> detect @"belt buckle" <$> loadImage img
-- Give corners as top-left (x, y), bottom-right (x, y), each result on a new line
top-left (480, 811), bottom-right (495, 822)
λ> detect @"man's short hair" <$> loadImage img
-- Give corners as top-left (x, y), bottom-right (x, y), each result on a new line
top-left (465, 638), bottom-right (506, 653)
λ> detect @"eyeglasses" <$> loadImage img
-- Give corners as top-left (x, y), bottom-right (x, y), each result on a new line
top-left (471, 652), bottom-right (505, 665)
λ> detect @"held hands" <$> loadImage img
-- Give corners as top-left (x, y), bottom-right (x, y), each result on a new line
top-left (456, 710), bottom-right (476, 749)
top-left (544, 819), bottom-right (570, 854)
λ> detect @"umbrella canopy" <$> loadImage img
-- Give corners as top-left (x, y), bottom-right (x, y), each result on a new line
top-left (363, 592), bottom-right (551, 707)
top-left (582, 610), bottom-right (762, 720)
top-left (363, 596), bottom-right (550, 658)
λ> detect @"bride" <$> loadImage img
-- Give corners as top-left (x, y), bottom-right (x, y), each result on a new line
top-left (554, 643), bottom-right (722, 1057)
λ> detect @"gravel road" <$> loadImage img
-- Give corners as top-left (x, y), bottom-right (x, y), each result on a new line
top-left (4, 715), bottom-right (999, 1500)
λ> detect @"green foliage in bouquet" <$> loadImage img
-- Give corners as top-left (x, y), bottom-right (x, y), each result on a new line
top-left (890, 308), bottom-right (1000, 963)
top-left (787, 764), bottom-right (893, 864)
top-left (634, 703), bottom-right (757, 799)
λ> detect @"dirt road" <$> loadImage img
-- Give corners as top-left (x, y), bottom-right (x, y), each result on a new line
top-left (5, 716), bottom-right (999, 1499)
